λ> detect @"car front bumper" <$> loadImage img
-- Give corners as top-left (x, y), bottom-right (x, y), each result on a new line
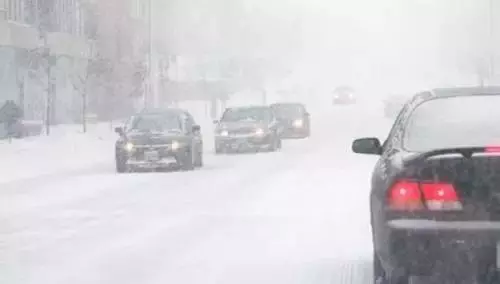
top-left (215, 135), bottom-right (273, 152)
top-left (124, 147), bottom-right (185, 168)
top-left (383, 219), bottom-right (500, 275)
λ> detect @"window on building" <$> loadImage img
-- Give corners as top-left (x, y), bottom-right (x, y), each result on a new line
top-left (7, 0), bottom-right (23, 22)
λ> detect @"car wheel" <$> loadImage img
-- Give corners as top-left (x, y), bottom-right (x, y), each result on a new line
top-left (215, 147), bottom-right (224, 155)
top-left (115, 154), bottom-right (127, 173)
top-left (180, 148), bottom-right (195, 171)
top-left (195, 150), bottom-right (203, 168)
top-left (268, 135), bottom-right (280, 152)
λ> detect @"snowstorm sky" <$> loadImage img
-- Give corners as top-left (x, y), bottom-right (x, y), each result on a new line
top-left (160, 0), bottom-right (493, 92)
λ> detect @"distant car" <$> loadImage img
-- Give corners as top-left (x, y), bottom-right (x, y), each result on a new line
top-left (352, 87), bottom-right (500, 283)
top-left (383, 95), bottom-right (408, 118)
top-left (333, 86), bottom-right (356, 105)
top-left (114, 109), bottom-right (203, 173)
top-left (270, 102), bottom-right (310, 139)
top-left (214, 106), bottom-right (282, 154)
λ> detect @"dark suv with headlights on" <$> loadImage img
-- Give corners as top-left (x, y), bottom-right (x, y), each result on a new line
top-left (270, 102), bottom-right (310, 139)
top-left (214, 106), bottom-right (282, 154)
top-left (352, 87), bottom-right (500, 283)
top-left (114, 109), bottom-right (203, 173)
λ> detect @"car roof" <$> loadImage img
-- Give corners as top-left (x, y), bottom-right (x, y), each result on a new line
top-left (271, 102), bottom-right (305, 107)
top-left (227, 105), bottom-right (271, 110)
top-left (429, 86), bottom-right (500, 98)
top-left (137, 108), bottom-right (188, 116)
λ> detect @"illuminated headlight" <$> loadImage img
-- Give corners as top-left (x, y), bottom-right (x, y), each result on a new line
top-left (255, 128), bottom-right (265, 136)
top-left (293, 119), bottom-right (304, 128)
top-left (171, 141), bottom-right (181, 151)
top-left (219, 130), bottom-right (229, 137)
top-left (124, 142), bottom-right (134, 152)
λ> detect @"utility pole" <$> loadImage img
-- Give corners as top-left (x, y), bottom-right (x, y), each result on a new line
top-left (146, 0), bottom-right (154, 109)
top-left (39, 32), bottom-right (53, 136)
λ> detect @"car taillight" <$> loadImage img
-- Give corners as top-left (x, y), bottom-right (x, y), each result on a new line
top-left (388, 180), bottom-right (462, 211)
top-left (485, 146), bottom-right (500, 153)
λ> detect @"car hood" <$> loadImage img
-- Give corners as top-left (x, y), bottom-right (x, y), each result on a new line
top-left (126, 131), bottom-right (185, 145)
top-left (217, 121), bottom-right (268, 131)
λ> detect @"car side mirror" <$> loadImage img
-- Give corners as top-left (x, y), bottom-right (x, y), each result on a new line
top-left (352, 137), bottom-right (382, 155)
top-left (114, 127), bottom-right (124, 136)
top-left (192, 125), bottom-right (201, 133)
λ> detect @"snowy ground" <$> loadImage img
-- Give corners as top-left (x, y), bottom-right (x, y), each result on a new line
top-left (0, 102), bottom-right (393, 284)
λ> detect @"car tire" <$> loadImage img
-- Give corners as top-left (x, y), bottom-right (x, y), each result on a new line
top-left (195, 150), bottom-right (203, 168)
top-left (215, 147), bottom-right (224, 155)
top-left (180, 148), bottom-right (195, 171)
top-left (268, 135), bottom-right (280, 152)
top-left (115, 154), bottom-right (127, 173)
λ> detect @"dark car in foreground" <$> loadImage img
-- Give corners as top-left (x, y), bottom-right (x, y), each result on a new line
top-left (115, 109), bottom-right (203, 172)
top-left (332, 86), bottom-right (356, 105)
top-left (270, 102), bottom-right (310, 139)
top-left (214, 106), bottom-right (282, 154)
top-left (352, 87), bottom-right (500, 283)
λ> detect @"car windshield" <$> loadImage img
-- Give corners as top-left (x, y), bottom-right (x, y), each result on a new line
top-left (403, 95), bottom-right (500, 152)
top-left (126, 113), bottom-right (182, 133)
top-left (272, 105), bottom-right (304, 118)
top-left (221, 107), bottom-right (272, 122)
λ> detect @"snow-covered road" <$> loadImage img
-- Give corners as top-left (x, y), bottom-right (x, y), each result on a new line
top-left (1, 104), bottom-right (391, 284)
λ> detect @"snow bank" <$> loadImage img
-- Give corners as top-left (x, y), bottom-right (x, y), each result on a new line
top-left (0, 123), bottom-right (116, 184)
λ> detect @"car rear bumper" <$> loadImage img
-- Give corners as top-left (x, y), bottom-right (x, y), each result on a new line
top-left (383, 219), bottom-right (500, 275)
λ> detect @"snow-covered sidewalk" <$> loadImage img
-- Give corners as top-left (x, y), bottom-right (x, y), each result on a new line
top-left (0, 123), bottom-right (117, 184)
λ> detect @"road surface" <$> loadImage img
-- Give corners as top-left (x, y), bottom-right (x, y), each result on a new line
top-left (0, 105), bottom-right (387, 284)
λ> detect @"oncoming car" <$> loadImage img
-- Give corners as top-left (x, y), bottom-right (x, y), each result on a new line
top-left (332, 85), bottom-right (356, 105)
top-left (352, 87), bottom-right (500, 283)
top-left (270, 102), bottom-right (310, 139)
top-left (214, 106), bottom-right (282, 154)
top-left (115, 109), bottom-right (203, 172)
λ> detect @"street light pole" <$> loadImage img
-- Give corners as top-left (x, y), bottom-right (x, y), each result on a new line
top-left (40, 32), bottom-right (52, 136)
top-left (147, 0), bottom-right (154, 109)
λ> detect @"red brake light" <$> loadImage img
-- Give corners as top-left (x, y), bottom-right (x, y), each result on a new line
top-left (388, 181), bottom-right (423, 210)
top-left (421, 182), bottom-right (462, 211)
top-left (388, 180), bottom-right (462, 211)
top-left (485, 146), bottom-right (500, 153)
top-left (421, 183), bottom-right (457, 201)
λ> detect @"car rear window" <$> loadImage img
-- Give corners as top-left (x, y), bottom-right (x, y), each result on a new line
top-left (403, 95), bottom-right (500, 152)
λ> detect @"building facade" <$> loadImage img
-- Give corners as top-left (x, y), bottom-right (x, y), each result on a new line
top-left (0, 0), bottom-right (156, 124)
